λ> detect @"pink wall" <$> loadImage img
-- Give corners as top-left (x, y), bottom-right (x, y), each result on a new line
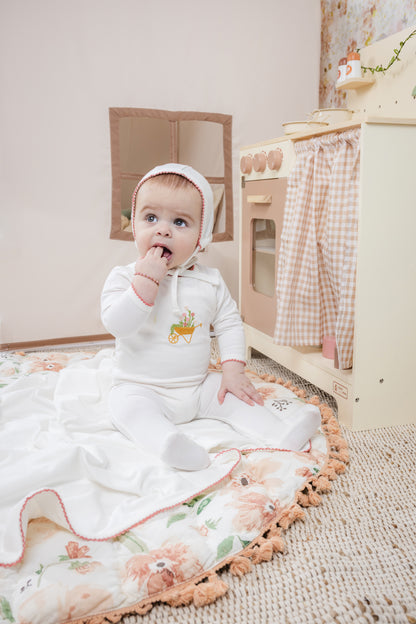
top-left (1, 0), bottom-right (321, 345)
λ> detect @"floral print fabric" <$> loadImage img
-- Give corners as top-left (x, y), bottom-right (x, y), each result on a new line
top-left (0, 350), bottom-right (329, 624)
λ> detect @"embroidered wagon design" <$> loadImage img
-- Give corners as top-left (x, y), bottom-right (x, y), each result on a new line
top-left (168, 309), bottom-right (201, 344)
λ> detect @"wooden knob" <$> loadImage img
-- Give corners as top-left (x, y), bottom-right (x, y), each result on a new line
top-left (267, 148), bottom-right (283, 171)
top-left (240, 155), bottom-right (252, 174)
top-left (253, 152), bottom-right (267, 173)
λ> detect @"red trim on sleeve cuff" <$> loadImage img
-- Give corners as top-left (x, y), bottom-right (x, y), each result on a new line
top-left (131, 283), bottom-right (154, 307)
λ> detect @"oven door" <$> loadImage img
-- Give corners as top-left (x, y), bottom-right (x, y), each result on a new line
top-left (241, 178), bottom-right (287, 337)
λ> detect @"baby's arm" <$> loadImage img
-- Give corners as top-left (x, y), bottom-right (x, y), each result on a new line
top-left (132, 246), bottom-right (170, 306)
top-left (101, 248), bottom-right (168, 338)
top-left (218, 360), bottom-right (264, 407)
top-left (212, 271), bottom-right (263, 407)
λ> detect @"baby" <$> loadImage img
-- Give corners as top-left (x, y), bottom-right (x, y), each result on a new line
top-left (101, 163), bottom-right (320, 471)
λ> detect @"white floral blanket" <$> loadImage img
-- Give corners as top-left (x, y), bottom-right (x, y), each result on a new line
top-left (0, 349), bottom-right (347, 624)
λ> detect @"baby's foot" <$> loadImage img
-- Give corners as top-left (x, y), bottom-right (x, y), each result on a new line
top-left (161, 432), bottom-right (211, 471)
top-left (276, 404), bottom-right (321, 451)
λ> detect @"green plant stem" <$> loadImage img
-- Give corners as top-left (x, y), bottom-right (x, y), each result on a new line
top-left (360, 28), bottom-right (416, 74)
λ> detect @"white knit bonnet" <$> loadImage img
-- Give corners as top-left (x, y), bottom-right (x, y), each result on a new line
top-left (131, 163), bottom-right (214, 269)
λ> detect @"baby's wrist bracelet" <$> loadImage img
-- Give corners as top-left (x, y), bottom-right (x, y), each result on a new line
top-left (134, 272), bottom-right (159, 286)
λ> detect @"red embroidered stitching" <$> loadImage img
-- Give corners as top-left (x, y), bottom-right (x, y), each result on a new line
top-left (131, 283), bottom-right (153, 307)
top-left (242, 441), bottom-right (313, 454)
top-left (0, 439), bottom-right (316, 568)
top-left (0, 449), bottom-right (241, 568)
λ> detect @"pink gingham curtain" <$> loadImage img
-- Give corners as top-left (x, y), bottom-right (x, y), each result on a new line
top-left (274, 128), bottom-right (360, 369)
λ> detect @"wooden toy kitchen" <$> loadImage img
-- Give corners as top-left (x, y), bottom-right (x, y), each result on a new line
top-left (239, 26), bottom-right (416, 431)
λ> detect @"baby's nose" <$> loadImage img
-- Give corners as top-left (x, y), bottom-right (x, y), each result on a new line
top-left (156, 221), bottom-right (171, 236)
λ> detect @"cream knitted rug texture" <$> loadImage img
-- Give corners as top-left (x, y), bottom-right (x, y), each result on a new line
top-left (120, 352), bottom-right (416, 624)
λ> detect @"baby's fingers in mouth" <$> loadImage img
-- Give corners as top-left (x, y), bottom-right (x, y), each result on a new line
top-left (153, 245), bottom-right (172, 261)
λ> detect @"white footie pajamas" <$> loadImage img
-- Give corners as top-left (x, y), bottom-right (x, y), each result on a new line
top-left (101, 163), bottom-right (320, 471)
top-left (102, 263), bottom-right (320, 471)
top-left (109, 372), bottom-right (320, 470)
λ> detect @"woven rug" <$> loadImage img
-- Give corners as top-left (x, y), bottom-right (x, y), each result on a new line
top-left (118, 352), bottom-right (416, 624)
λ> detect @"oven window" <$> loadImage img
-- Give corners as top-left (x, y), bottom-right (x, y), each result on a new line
top-left (252, 219), bottom-right (276, 297)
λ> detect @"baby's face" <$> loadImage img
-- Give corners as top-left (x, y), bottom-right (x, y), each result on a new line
top-left (134, 179), bottom-right (202, 269)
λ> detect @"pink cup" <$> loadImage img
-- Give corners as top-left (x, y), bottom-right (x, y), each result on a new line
top-left (322, 335), bottom-right (336, 359)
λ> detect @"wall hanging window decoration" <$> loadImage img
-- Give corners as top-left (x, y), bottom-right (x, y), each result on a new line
top-left (109, 108), bottom-right (233, 243)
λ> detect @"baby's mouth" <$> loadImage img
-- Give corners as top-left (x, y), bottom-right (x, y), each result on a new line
top-left (153, 244), bottom-right (172, 261)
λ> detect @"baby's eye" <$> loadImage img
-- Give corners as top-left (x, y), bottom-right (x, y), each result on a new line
top-left (174, 218), bottom-right (187, 227)
top-left (145, 214), bottom-right (157, 223)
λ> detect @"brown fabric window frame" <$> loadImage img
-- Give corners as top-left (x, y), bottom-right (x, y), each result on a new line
top-left (109, 107), bottom-right (233, 243)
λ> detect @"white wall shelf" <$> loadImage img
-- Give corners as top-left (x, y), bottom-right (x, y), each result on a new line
top-left (335, 76), bottom-right (375, 90)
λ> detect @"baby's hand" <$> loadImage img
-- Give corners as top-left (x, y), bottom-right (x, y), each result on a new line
top-left (218, 361), bottom-right (264, 407)
top-left (135, 247), bottom-right (170, 283)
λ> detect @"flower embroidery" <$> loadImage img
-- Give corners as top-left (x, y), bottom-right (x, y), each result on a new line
top-left (295, 467), bottom-right (314, 479)
top-left (226, 458), bottom-right (283, 494)
top-left (168, 309), bottom-right (202, 344)
top-left (18, 584), bottom-right (113, 624)
top-left (226, 492), bottom-right (280, 533)
top-left (256, 385), bottom-right (279, 400)
top-left (25, 353), bottom-right (69, 373)
top-left (65, 541), bottom-right (91, 559)
top-left (35, 541), bottom-right (101, 586)
top-left (73, 561), bottom-right (102, 575)
top-left (179, 309), bottom-right (196, 328)
top-left (191, 518), bottom-right (220, 537)
top-left (125, 543), bottom-right (203, 596)
top-left (0, 364), bottom-right (17, 377)
top-left (230, 472), bottom-right (257, 489)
